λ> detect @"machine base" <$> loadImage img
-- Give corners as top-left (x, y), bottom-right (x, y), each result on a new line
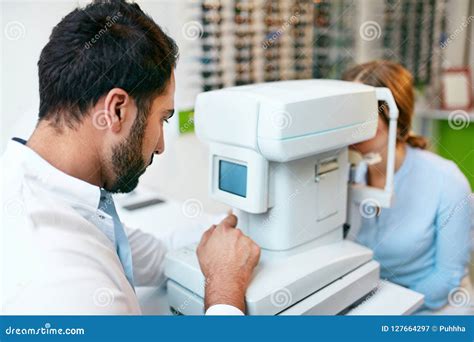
top-left (165, 238), bottom-right (378, 315)
top-left (167, 261), bottom-right (380, 315)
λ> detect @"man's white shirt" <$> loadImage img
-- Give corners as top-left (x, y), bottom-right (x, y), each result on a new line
top-left (0, 139), bottom-right (243, 315)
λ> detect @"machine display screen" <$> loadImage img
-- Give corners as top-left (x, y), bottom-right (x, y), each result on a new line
top-left (218, 160), bottom-right (247, 198)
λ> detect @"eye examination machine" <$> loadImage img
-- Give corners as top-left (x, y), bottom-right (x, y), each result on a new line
top-left (164, 80), bottom-right (423, 315)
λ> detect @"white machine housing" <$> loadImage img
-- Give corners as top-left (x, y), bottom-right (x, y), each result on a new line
top-left (165, 80), bottom-right (400, 315)
top-left (195, 80), bottom-right (378, 250)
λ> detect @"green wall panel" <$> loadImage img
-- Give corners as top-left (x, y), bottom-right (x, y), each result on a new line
top-left (434, 121), bottom-right (474, 191)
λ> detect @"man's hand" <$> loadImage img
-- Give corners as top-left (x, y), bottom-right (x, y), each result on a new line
top-left (196, 214), bottom-right (261, 313)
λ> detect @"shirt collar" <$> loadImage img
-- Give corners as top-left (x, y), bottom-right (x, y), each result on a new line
top-left (5, 138), bottom-right (102, 211)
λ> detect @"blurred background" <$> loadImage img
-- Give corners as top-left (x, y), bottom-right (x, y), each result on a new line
top-left (1, 0), bottom-right (473, 214)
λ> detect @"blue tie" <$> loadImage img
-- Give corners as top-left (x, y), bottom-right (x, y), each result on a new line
top-left (99, 189), bottom-right (135, 288)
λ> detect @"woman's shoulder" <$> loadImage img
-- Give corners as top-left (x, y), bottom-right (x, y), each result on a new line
top-left (409, 146), bottom-right (471, 195)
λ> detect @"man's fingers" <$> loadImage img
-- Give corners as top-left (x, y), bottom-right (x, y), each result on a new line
top-left (220, 213), bottom-right (238, 228)
top-left (200, 225), bottom-right (216, 245)
top-left (252, 244), bottom-right (261, 266)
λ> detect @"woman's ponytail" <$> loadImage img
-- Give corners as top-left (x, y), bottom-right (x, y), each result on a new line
top-left (406, 133), bottom-right (428, 149)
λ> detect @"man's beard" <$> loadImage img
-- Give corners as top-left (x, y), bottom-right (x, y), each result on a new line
top-left (107, 114), bottom-right (150, 193)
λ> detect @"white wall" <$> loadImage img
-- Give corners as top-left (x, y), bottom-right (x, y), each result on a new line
top-left (1, 0), bottom-right (84, 152)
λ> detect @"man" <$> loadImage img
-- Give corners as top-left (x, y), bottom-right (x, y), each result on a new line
top-left (1, 0), bottom-right (260, 315)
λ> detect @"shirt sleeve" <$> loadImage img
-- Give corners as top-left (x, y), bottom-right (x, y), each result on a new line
top-left (205, 304), bottom-right (244, 315)
top-left (410, 165), bottom-right (472, 310)
top-left (124, 213), bottom-right (226, 287)
top-left (125, 226), bottom-right (169, 287)
top-left (125, 225), bottom-right (211, 287)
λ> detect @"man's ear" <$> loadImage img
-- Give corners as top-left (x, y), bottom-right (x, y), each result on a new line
top-left (102, 88), bottom-right (131, 134)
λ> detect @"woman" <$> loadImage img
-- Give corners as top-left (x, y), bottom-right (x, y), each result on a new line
top-left (342, 60), bottom-right (471, 310)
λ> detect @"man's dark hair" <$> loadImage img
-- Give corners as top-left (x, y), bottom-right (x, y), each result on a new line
top-left (38, 0), bottom-right (178, 128)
